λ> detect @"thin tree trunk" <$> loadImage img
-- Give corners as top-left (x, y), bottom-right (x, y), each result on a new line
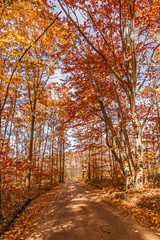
top-left (0, 100), bottom-right (3, 219)
top-left (62, 136), bottom-right (65, 183)
top-left (26, 89), bottom-right (37, 189)
top-left (26, 112), bottom-right (35, 189)
top-left (39, 125), bottom-right (49, 189)
top-left (59, 137), bottom-right (62, 183)
top-left (51, 139), bottom-right (54, 184)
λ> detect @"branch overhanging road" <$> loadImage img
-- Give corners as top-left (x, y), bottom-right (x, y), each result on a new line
top-left (21, 182), bottom-right (160, 240)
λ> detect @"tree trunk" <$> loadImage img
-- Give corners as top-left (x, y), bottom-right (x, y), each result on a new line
top-left (62, 136), bottom-right (65, 183)
top-left (0, 100), bottom-right (3, 219)
top-left (39, 125), bottom-right (48, 189)
top-left (132, 112), bottom-right (143, 189)
top-left (26, 112), bottom-right (35, 189)
top-left (51, 139), bottom-right (54, 184)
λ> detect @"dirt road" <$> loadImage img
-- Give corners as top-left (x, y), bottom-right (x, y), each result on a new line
top-left (26, 181), bottom-right (159, 240)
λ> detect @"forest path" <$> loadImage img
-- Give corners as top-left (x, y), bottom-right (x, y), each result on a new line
top-left (22, 181), bottom-right (159, 240)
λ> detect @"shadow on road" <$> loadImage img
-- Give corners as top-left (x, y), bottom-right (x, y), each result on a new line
top-left (26, 181), bottom-right (160, 240)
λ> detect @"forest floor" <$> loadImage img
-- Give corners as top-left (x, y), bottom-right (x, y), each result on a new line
top-left (0, 184), bottom-right (58, 236)
top-left (86, 180), bottom-right (160, 232)
top-left (0, 181), bottom-right (160, 240)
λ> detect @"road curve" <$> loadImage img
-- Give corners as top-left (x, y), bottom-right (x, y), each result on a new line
top-left (26, 181), bottom-right (160, 240)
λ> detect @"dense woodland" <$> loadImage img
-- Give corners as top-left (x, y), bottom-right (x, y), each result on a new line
top-left (0, 0), bottom-right (159, 223)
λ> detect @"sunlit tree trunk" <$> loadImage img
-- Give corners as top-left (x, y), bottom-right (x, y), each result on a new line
top-left (100, 131), bottom-right (103, 181)
top-left (88, 149), bottom-right (91, 180)
top-left (0, 100), bottom-right (3, 219)
top-left (39, 125), bottom-right (48, 189)
top-left (51, 138), bottom-right (54, 184)
top-left (62, 135), bottom-right (65, 183)
top-left (58, 135), bottom-right (62, 183)
top-left (128, 0), bottom-right (143, 189)
top-left (26, 96), bottom-right (36, 189)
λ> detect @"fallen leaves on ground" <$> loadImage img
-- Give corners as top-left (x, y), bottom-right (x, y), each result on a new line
top-left (83, 183), bottom-right (160, 233)
top-left (0, 184), bottom-right (63, 240)
top-left (137, 194), bottom-right (160, 212)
